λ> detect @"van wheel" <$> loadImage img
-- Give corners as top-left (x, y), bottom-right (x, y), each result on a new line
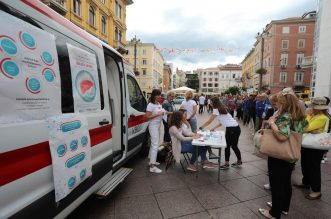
top-left (140, 131), bottom-right (151, 157)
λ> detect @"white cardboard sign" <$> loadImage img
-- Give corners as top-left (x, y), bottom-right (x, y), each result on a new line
top-left (47, 114), bottom-right (92, 202)
top-left (0, 11), bottom-right (61, 124)
top-left (67, 44), bottom-right (101, 113)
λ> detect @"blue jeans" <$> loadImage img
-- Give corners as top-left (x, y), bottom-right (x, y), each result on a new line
top-left (188, 118), bottom-right (197, 132)
top-left (181, 141), bottom-right (207, 164)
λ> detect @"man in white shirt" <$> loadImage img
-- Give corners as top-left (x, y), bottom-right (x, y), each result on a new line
top-left (199, 94), bottom-right (205, 114)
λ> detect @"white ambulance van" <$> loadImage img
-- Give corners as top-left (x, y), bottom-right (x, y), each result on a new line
top-left (0, 0), bottom-right (150, 218)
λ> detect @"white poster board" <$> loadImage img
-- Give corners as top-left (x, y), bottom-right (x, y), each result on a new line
top-left (67, 44), bottom-right (101, 113)
top-left (0, 11), bottom-right (61, 124)
top-left (47, 113), bottom-right (92, 202)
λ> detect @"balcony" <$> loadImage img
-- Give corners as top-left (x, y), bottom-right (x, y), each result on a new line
top-left (294, 81), bottom-right (304, 86)
top-left (301, 56), bottom-right (313, 68)
top-left (45, 0), bottom-right (67, 15)
top-left (114, 40), bottom-right (127, 54)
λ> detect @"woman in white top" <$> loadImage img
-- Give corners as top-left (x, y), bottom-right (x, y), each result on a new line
top-left (200, 96), bottom-right (242, 170)
top-left (180, 91), bottom-right (198, 132)
top-left (169, 110), bottom-right (215, 172)
top-left (146, 89), bottom-right (167, 173)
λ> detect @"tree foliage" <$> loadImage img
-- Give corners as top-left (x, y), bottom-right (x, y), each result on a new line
top-left (185, 74), bottom-right (199, 91)
top-left (224, 86), bottom-right (241, 95)
top-left (256, 68), bottom-right (267, 75)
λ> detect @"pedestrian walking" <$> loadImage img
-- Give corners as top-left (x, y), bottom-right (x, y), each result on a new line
top-left (145, 89), bottom-right (168, 173)
top-left (198, 94), bottom-right (205, 114)
top-left (199, 96), bottom-right (242, 169)
top-left (258, 88), bottom-right (306, 219)
top-left (180, 91), bottom-right (198, 132)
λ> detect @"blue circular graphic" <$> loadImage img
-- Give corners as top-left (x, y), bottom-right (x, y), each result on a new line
top-left (80, 169), bottom-right (86, 180)
top-left (75, 70), bottom-right (97, 103)
top-left (81, 136), bottom-right (88, 147)
top-left (68, 176), bottom-right (76, 189)
top-left (2, 60), bottom-right (19, 77)
top-left (42, 51), bottom-right (53, 64)
top-left (44, 69), bottom-right (55, 82)
top-left (21, 32), bottom-right (35, 48)
top-left (70, 139), bottom-right (78, 151)
top-left (56, 144), bottom-right (66, 157)
top-left (1, 39), bottom-right (17, 55)
top-left (27, 77), bottom-right (41, 92)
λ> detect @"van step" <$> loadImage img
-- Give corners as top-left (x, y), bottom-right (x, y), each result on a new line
top-left (95, 167), bottom-right (133, 197)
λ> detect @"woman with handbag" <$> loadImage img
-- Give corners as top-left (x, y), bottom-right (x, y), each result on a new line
top-left (294, 97), bottom-right (330, 200)
top-left (259, 88), bottom-right (307, 219)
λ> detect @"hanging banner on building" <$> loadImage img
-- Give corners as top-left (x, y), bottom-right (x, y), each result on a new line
top-left (67, 44), bottom-right (101, 113)
top-left (47, 113), bottom-right (92, 202)
top-left (0, 11), bottom-right (61, 124)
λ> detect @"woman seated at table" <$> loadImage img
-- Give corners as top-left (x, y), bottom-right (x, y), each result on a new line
top-left (169, 110), bottom-right (215, 172)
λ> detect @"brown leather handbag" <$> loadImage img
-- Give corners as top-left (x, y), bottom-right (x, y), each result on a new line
top-left (260, 129), bottom-right (302, 161)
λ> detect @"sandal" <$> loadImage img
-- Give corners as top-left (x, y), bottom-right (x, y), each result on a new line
top-left (258, 208), bottom-right (276, 219)
top-left (306, 193), bottom-right (322, 200)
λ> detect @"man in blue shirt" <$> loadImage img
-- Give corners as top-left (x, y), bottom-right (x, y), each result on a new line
top-left (255, 93), bottom-right (269, 131)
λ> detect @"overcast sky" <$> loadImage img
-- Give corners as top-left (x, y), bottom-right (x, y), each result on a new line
top-left (126, 0), bottom-right (317, 72)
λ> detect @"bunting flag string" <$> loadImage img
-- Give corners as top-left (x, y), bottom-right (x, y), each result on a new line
top-left (158, 47), bottom-right (240, 54)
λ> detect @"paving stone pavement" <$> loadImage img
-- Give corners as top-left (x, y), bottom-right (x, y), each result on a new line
top-left (68, 111), bottom-right (331, 219)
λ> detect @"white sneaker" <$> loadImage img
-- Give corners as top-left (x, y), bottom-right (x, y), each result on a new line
top-left (321, 159), bottom-right (326, 164)
top-left (264, 184), bottom-right (271, 190)
top-left (149, 166), bottom-right (162, 173)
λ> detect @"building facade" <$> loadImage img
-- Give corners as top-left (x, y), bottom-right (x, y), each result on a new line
top-left (125, 42), bottom-right (164, 96)
top-left (163, 63), bottom-right (172, 92)
top-left (41, 0), bottom-right (132, 54)
top-left (310, 0), bottom-right (331, 98)
top-left (241, 48), bottom-right (257, 93)
top-left (197, 64), bottom-right (242, 96)
top-left (254, 12), bottom-right (315, 94)
top-left (175, 69), bottom-right (187, 88)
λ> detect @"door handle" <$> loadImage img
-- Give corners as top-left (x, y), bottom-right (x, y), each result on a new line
top-left (130, 114), bottom-right (136, 118)
top-left (99, 119), bottom-right (110, 125)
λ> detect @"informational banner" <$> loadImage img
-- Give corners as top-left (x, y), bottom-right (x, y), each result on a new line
top-left (47, 114), bottom-right (92, 202)
top-left (0, 11), bottom-right (61, 124)
top-left (67, 44), bottom-right (101, 113)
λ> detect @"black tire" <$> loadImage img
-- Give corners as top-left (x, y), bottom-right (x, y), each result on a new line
top-left (140, 130), bottom-right (151, 157)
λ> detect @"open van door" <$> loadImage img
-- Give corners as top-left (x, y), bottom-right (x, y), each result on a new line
top-left (103, 47), bottom-right (127, 164)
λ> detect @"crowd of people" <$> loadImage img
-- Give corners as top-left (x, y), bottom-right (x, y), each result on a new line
top-left (145, 87), bottom-right (331, 219)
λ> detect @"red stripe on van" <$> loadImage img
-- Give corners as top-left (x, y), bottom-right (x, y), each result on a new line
top-left (0, 124), bottom-right (112, 187)
top-left (21, 0), bottom-right (102, 48)
top-left (128, 114), bottom-right (148, 128)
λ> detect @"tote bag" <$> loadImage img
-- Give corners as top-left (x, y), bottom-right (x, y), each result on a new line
top-left (302, 119), bottom-right (331, 150)
top-left (260, 129), bottom-right (302, 161)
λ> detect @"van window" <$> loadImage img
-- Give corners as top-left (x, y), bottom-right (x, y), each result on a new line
top-left (127, 75), bottom-right (147, 112)
top-left (36, 23), bottom-right (104, 113)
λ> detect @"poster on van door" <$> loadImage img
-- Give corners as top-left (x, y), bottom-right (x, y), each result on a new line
top-left (0, 11), bottom-right (61, 124)
top-left (47, 113), bottom-right (92, 202)
top-left (67, 44), bottom-right (101, 113)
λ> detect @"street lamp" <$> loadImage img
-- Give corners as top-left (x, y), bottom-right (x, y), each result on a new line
top-left (256, 29), bottom-right (269, 92)
top-left (130, 35), bottom-right (140, 76)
